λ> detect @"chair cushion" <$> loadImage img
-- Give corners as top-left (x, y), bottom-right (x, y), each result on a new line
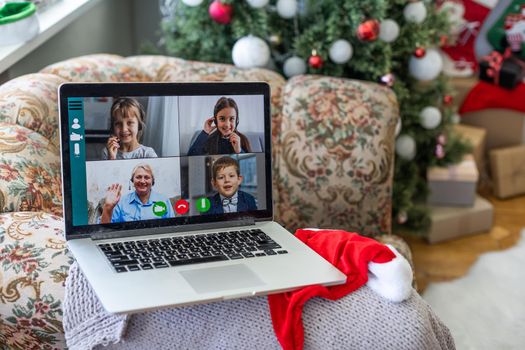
top-left (40, 54), bottom-right (151, 83)
top-left (0, 123), bottom-right (62, 215)
top-left (0, 73), bottom-right (66, 148)
top-left (124, 55), bottom-right (187, 81)
top-left (0, 211), bottom-right (71, 349)
top-left (156, 59), bottom-right (285, 115)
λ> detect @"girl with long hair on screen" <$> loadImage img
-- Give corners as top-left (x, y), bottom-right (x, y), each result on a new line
top-left (188, 97), bottom-right (252, 155)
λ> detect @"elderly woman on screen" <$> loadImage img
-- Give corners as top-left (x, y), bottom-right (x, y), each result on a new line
top-left (100, 163), bottom-right (174, 223)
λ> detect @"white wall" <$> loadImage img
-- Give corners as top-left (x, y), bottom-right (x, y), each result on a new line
top-left (5, 0), bottom-right (161, 79)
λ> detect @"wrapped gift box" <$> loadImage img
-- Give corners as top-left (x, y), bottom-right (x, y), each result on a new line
top-left (427, 195), bottom-right (494, 244)
top-left (479, 51), bottom-right (525, 90)
top-left (453, 124), bottom-right (487, 174)
top-left (490, 145), bottom-right (525, 199)
top-left (461, 109), bottom-right (525, 151)
top-left (449, 77), bottom-right (478, 109)
top-left (427, 154), bottom-right (479, 207)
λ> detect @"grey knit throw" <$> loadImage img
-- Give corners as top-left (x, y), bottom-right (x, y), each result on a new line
top-left (63, 262), bottom-right (455, 350)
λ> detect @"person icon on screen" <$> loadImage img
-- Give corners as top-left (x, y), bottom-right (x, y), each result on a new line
top-left (102, 97), bottom-right (158, 160)
top-left (188, 97), bottom-right (252, 156)
top-left (72, 118), bottom-right (81, 130)
top-left (100, 163), bottom-right (174, 223)
top-left (207, 156), bottom-right (257, 214)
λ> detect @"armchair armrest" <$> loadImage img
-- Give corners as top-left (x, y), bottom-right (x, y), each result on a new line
top-left (0, 73), bottom-right (66, 148)
top-left (40, 54), bottom-right (151, 83)
top-left (0, 211), bottom-right (71, 348)
top-left (274, 75), bottom-right (399, 236)
top-left (0, 123), bottom-right (62, 215)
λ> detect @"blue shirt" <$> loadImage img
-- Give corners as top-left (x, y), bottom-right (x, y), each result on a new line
top-left (111, 190), bottom-right (175, 223)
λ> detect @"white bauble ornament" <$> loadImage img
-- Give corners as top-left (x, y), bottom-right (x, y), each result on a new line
top-left (283, 56), bottom-right (306, 77)
top-left (232, 36), bottom-right (271, 69)
top-left (397, 211), bottom-right (408, 225)
top-left (409, 48), bottom-right (443, 81)
top-left (451, 113), bottom-right (461, 124)
top-left (395, 118), bottom-right (402, 137)
top-left (182, 0), bottom-right (204, 6)
top-left (439, 1), bottom-right (465, 22)
top-left (396, 134), bottom-right (416, 161)
top-left (246, 0), bottom-right (269, 9)
top-left (419, 107), bottom-right (442, 129)
top-left (329, 39), bottom-right (353, 64)
top-left (439, 1), bottom-right (466, 36)
top-left (276, 0), bottom-right (297, 18)
top-left (403, 1), bottom-right (427, 24)
top-left (379, 19), bottom-right (400, 43)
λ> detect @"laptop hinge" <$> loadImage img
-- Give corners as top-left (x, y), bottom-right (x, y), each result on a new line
top-left (90, 219), bottom-right (257, 241)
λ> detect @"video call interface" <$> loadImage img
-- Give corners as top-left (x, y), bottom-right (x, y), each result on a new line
top-left (66, 94), bottom-right (267, 227)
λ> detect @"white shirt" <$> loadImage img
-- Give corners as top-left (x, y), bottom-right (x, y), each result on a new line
top-left (101, 144), bottom-right (157, 160)
top-left (220, 192), bottom-right (239, 213)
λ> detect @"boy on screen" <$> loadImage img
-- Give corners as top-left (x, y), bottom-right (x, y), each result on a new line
top-left (208, 156), bottom-right (257, 214)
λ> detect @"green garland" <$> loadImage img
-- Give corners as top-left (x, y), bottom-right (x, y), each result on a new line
top-left (159, 0), bottom-right (469, 234)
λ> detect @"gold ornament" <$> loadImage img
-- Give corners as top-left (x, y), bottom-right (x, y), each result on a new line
top-left (269, 34), bottom-right (282, 46)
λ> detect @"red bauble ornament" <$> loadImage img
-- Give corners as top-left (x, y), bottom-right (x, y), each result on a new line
top-left (309, 51), bottom-right (323, 69)
top-left (414, 47), bottom-right (426, 58)
top-left (357, 19), bottom-right (380, 41)
top-left (209, 1), bottom-right (233, 25)
top-left (439, 35), bottom-right (449, 47)
top-left (443, 94), bottom-right (453, 105)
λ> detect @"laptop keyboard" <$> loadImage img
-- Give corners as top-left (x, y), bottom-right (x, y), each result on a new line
top-left (98, 229), bottom-right (288, 273)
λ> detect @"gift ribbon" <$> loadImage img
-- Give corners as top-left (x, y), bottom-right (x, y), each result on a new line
top-left (448, 160), bottom-right (477, 181)
top-left (482, 48), bottom-right (512, 86)
top-left (482, 48), bottom-right (525, 87)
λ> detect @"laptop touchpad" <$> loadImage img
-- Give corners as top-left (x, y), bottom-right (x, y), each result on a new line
top-left (180, 264), bottom-right (265, 294)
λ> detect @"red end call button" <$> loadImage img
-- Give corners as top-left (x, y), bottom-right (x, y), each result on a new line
top-left (175, 199), bottom-right (189, 215)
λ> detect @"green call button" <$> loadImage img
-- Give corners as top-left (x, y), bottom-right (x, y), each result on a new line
top-left (152, 201), bottom-right (168, 217)
top-left (196, 197), bottom-right (211, 213)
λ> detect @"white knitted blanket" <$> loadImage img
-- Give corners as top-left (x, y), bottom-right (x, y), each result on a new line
top-left (63, 259), bottom-right (455, 350)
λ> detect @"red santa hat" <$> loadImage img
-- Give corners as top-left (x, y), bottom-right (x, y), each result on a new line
top-left (268, 229), bottom-right (413, 350)
top-left (460, 81), bottom-right (525, 116)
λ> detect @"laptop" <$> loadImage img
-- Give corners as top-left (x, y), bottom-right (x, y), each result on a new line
top-left (59, 82), bottom-right (346, 314)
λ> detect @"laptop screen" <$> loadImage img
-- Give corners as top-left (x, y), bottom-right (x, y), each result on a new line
top-left (59, 83), bottom-right (272, 238)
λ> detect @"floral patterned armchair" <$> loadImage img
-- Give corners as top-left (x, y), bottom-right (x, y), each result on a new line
top-left (0, 54), bottom-right (400, 349)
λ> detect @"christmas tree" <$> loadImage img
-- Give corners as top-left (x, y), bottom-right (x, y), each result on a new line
top-left (159, 0), bottom-right (469, 233)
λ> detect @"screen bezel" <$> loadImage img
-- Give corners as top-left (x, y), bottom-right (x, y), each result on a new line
top-left (59, 82), bottom-right (273, 239)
